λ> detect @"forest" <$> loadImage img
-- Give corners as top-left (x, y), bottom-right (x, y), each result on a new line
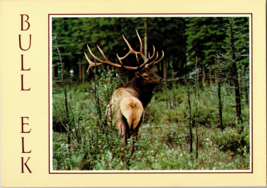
top-left (52, 16), bottom-right (250, 170)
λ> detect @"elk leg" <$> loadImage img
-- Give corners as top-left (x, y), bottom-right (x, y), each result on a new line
top-left (120, 115), bottom-right (131, 169)
top-left (120, 115), bottom-right (129, 146)
top-left (131, 136), bottom-right (136, 156)
top-left (131, 114), bottom-right (143, 155)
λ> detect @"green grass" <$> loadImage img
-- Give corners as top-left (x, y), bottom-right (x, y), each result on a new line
top-left (52, 73), bottom-right (250, 171)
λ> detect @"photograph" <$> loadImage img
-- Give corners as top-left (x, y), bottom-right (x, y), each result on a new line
top-left (50, 15), bottom-right (251, 172)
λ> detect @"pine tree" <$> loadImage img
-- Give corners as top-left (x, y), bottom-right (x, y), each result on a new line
top-left (220, 17), bottom-right (249, 125)
top-left (185, 17), bottom-right (226, 83)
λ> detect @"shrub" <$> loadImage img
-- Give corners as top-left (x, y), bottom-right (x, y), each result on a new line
top-left (210, 124), bottom-right (250, 155)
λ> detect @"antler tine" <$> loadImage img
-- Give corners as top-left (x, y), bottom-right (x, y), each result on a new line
top-left (135, 54), bottom-right (140, 65)
top-left (85, 44), bottom-right (122, 71)
top-left (96, 45), bottom-right (122, 68)
top-left (84, 49), bottom-right (102, 72)
top-left (148, 50), bottom-right (165, 66)
top-left (116, 53), bottom-right (123, 65)
top-left (120, 35), bottom-right (136, 59)
top-left (141, 45), bottom-right (156, 67)
top-left (139, 47), bottom-right (157, 68)
top-left (149, 45), bottom-right (156, 60)
top-left (96, 45), bottom-right (108, 60)
top-left (135, 30), bottom-right (146, 60)
top-left (139, 46), bottom-right (158, 68)
top-left (144, 52), bottom-right (159, 68)
top-left (87, 44), bottom-right (103, 62)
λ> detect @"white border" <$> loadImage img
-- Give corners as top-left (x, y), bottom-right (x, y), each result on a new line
top-left (49, 14), bottom-right (252, 173)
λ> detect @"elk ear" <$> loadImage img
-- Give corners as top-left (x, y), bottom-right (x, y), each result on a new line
top-left (135, 71), bottom-right (141, 78)
top-left (151, 66), bottom-right (157, 72)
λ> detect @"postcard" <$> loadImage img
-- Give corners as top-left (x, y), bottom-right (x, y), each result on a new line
top-left (0, 0), bottom-right (266, 187)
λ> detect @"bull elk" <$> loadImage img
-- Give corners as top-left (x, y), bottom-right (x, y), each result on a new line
top-left (84, 30), bottom-right (164, 155)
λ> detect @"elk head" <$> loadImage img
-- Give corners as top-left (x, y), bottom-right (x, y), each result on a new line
top-left (135, 66), bottom-right (164, 88)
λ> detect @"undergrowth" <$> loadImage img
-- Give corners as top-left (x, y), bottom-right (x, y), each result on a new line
top-left (52, 69), bottom-right (250, 171)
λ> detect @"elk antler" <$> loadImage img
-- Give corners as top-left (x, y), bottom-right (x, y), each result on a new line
top-left (84, 44), bottom-right (138, 72)
top-left (84, 30), bottom-right (164, 72)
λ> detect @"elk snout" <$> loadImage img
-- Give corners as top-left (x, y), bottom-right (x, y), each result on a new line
top-left (156, 78), bottom-right (164, 86)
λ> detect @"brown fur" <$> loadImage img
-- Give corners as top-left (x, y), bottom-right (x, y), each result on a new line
top-left (120, 97), bottom-right (144, 130)
top-left (106, 68), bottom-right (163, 150)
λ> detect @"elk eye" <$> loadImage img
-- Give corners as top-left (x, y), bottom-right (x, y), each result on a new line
top-left (143, 74), bottom-right (148, 78)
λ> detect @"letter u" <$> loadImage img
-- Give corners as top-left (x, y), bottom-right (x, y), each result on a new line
top-left (19, 34), bottom-right (31, 51)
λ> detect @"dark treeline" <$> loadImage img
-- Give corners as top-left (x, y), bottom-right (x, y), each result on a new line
top-left (52, 17), bottom-right (249, 84)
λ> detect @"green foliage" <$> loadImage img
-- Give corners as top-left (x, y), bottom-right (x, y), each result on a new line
top-left (210, 125), bottom-right (250, 154)
top-left (53, 71), bottom-right (250, 170)
top-left (53, 68), bottom-right (123, 170)
top-left (52, 91), bottom-right (69, 132)
top-left (185, 17), bottom-right (226, 65)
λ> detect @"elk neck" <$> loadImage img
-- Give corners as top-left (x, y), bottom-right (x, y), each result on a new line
top-left (123, 76), bottom-right (156, 108)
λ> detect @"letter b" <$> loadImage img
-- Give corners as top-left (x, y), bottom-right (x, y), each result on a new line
top-left (20, 14), bottom-right (30, 31)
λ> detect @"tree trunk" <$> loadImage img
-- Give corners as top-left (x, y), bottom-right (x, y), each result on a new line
top-left (202, 64), bottom-right (205, 84)
top-left (187, 90), bottom-right (193, 153)
top-left (53, 67), bottom-right (55, 78)
top-left (163, 59), bottom-right (167, 83)
top-left (79, 59), bottom-right (82, 83)
top-left (82, 65), bottom-right (85, 85)
top-left (230, 19), bottom-right (243, 125)
top-left (217, 79), bottom-right (223, 130)
top-left (244, 82), bottom-right (249, 105)
top-left (163, 59), bottom-right (168, 108)
top-left (144, 20), bottom-right (147, 58)
top-left (195, 56), bottom-right (199, 158)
